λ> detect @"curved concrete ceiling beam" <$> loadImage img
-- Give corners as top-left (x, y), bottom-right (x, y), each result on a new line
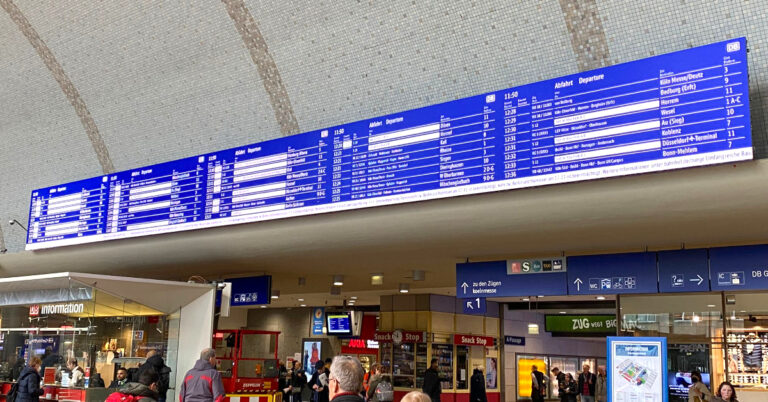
top-left (0, 0), bottom-right (115, 174)
top-left (222, 0), bottom-right (301, 136)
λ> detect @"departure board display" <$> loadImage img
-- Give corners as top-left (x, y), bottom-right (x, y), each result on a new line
top-left (27, 38), bottom-right (752, 250)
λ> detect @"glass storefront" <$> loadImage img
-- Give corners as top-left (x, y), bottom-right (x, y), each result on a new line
top-left (0, 290), bottom-right (174, 388)
top-left (620, 292), bottom-right (768, 400)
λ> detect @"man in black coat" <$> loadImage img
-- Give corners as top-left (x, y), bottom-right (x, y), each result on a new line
top-left (327, 356), bottom-right (364, 402)
top-left (422, 359), bottom-right (441, 402)
top-left (469, 368), bottom-right (487, 402)
top-left (135, 351), bottom-right (171, 402)
top-left (531, 365), bottom-right (546, 402)
top-left (551, 367), bottom-right (566, 402)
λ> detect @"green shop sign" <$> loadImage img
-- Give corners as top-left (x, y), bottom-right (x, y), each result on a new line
top-left (545, 315), bottom-right (617, 334)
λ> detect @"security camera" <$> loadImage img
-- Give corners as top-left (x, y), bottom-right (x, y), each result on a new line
top-left (9, 220), bottom-right (15, 226)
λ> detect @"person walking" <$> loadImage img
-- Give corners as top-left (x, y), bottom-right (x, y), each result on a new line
top-left (551, 368), bottom-right (566, 402)
top-left (106, 369), bottom-right (161, 402)
top-left (563, 373), bottom-right (578, 402)
top-left (367, 364), bottom-right (392, 402)
top-left (178, 348), bottom-right (225, 402)
top-left (290, 361), bottom-right (307, 402)
top-left (136, 351), bottom-right (171, 402)
top-left (15, 356), bottom-right (43, 402)
top-left (469, 368), bottom-right (487, 402)
top-left (530, 365), bottom-right (546, 402)
top-left (578, 364), bottom-right (596, 402)
top-left (327, 356), bottom-right (365, 402)
top-left (595, 366), bottom-right (607, 402)
top-left (422, 359), bottom-right (441, 402)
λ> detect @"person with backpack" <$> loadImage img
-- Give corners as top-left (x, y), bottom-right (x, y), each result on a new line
top-left (135, 351), bottom-right (171, 402)
top-left (366, 364), bottom-right (392, 402)
top-left (12, 356), bottom-right (43, 402)
top-left (106, 368), bottom-right (161, 402)
top-left (310, 361), bottom-right (329, 402)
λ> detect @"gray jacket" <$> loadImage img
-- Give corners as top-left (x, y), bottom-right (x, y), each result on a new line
top-left (179, 360), bottom-right (226, 402)
top-left (595, 374), bottom-right (607, 402)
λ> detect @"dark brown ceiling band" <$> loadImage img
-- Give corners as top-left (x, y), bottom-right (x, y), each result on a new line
top-left (559, 0), bottom-right (612, 72)
top-left (222, 0), bottom-right (301, 136)
top-left (0, 0), bottom-right (114, 174)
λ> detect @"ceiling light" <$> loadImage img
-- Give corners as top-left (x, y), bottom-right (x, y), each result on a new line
top-left (300, 304), bottom-right (307, 307)
top-left (260, 305), bottom-right (267, 309)
top-left (559, 311), bottom-right (567, 314)
top-left (298, 298), bottom-right (305, 302)
top-left (350, 296), bottom-right (358, 300)
top-left (371, 274), bottom-right (383, 285)
top-left (528, 323), bottom-right (539, 334)
top-left (399, 283), bottom-right (409, 293)
top-left (271, 290), bottom-right (280, 299)
top-left (537, 295), bottom-right (544, 298)
top-left (707, 304), bottom-right (716, 308)
top-left (333, 275), bottom-right (344, 286)
top-left (522, 298), bottom-right (530, 301)
top-left (596, 296), bottom-right (606, 300)
top-left (692, 315), bottom-right (701, 323)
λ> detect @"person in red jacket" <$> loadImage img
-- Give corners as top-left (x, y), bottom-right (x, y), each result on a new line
top-left (179, 348), bottom-right (225, 402)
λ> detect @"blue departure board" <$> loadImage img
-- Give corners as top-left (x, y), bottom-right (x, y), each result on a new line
top-left (27, 38), bottom-right (753, 250)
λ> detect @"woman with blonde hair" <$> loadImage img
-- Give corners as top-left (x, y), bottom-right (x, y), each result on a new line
top-left (401, 391), bottom-right (431, 402)
top-left (16, 356), bottom-right (44, 402)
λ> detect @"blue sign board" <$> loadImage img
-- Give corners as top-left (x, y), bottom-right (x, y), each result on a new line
top-left (462, 297), bottom-right (487, 315)
top-left (456, 261), bottom-right (568, 298)
top-left (608, 337), bottom-right (667, 402)
top-left (504, 336), bottom-right (526, 346)
top-left (312, 307), bottom-right (325, 335)
top-left (658, 249), bottom-right (710, 293)
top-left (26, 38), bottom-right (752, 250)
top-left (710, 244), bottom-right (768, 290)
top-left (567, 252), bottom-right (657, 295)
top-left (229, 275), bottom-right (271, 306)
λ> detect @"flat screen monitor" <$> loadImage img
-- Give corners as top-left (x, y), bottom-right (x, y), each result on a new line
top-left (668, 372), bottom-right (710, 398)
top-left (326, 313), bottom-right (352, 335)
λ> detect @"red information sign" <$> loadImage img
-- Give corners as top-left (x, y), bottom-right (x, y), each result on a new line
top-left (453, 334), bottom-right (495, 347)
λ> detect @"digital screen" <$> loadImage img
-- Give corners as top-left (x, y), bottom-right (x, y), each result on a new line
top-left (667, 372), bottom-right (710, 398)
top-left (26, 38), bottom-right (752, 250)
top-left (326, 314), bottom-right (351, 334)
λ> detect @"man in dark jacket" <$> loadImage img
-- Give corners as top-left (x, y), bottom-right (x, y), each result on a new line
top-left (107, 369), bottom-right (160, 402)
top-left (40, 347), bottom-right (61, 372)
top-left (577, 364), bottom-right (596, 402)
top-left (552, 367), bottom-right (567, 402)
top-left (136, 351), bottom-right (171, 402)
top-left (109, 368), bottom-right (130, 388)
top-left (290, 361), bottom-right (307, 402)
top-left (469, 368), bottom-right (487, 402)
top-left (530, 365), bottom-right (546, 402)
top-left (16, 357), bottom-right (43, 402)
top-left (422, 359), bottom-right (441, 402)
top-left (327, 356), bottom-right (364, 402)
top-left (179, 348), bottom-right (225, 402)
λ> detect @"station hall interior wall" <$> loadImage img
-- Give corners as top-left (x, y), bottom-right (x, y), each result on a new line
top-left (503, 308), bottom-right (606, 399)
top-left (1, 0), bottom-right (768, 253)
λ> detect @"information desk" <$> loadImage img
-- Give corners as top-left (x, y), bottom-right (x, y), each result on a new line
top-left (0, 383), bottom-right (109, 402)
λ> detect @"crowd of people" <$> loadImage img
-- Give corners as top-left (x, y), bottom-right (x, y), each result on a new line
top-left (531, 364), bottom-right (739, 402)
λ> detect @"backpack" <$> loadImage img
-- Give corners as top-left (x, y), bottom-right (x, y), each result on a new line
top-left (7, 372), bottom-right (33, 402)
top-left (375, 381), bottom-right (393, 402)
top-left (105, 392), bottom-right (145, 402)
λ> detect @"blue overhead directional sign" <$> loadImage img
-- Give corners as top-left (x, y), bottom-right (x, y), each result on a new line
top-left (462, 297), bottom-right (487, 315)
top-left (658, 249), bottom-right (710, 293)
top-left (567, 252), bottom-right (657, 295)
top-left (456, 260), bottom-right (568, 298)
top-left (27, 38), bottom-right (752, 250)
top-left (710, 244), bottom-right (768, 290)
top-left (228, 275), bottom-right (272, 306)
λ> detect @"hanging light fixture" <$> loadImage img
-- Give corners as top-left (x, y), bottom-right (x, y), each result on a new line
top-left (271, 290), bottom-right (280, 300)
top-left (399, 283), bottom-right (410, 293)
top-left (371, 274), bottom-right (384, 285)
top-left (333, 275), bottom-right (344, 286)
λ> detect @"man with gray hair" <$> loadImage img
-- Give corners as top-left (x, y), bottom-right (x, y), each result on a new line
top-left (328, 356), bottom-right (365, 402)
top-left (179, 348), bottom-right (225, 402)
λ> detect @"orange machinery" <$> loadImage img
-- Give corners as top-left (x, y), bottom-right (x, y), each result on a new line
top-left (213, 329), bottom-right (282, 402)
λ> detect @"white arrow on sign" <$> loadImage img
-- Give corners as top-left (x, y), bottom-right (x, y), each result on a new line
top-left (688, 274), bottom-right (704, 285)
top-left (574, 278), bottom-right (583, 291)
top-left (466, 301), bottom-right (473, 310)
top-left (461, 282), bottom-right (469, 294)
